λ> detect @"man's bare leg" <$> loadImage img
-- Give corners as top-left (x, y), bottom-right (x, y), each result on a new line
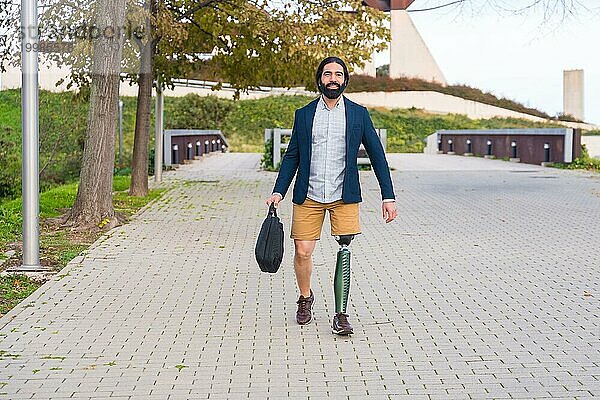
top-left (294, 240), bottom-right (316, 297)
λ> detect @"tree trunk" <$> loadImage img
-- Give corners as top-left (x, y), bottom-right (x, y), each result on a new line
top-left (129, 40), bottom-right (153, 197)
top-left (129, 0), bottom-right (157, 197)
top-left (65, 0), bottom-right (126, 229)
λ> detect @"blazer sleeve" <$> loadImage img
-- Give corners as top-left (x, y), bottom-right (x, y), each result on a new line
top-left (272, 109), bottom-right (300, 198)
top-left (361, 107), bottom-right (395, 200)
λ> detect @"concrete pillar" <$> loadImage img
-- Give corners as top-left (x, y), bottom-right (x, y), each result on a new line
top-left (563, 69), bottom-right (584, 121)
top-left (389, 10), bottom-right (446, 85)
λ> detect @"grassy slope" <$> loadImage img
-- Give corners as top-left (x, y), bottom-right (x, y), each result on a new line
top-left (216, 95), bottom-right (561, 153)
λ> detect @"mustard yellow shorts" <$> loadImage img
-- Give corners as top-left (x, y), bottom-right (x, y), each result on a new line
top-left (291, 198), bottom-right (361, 240)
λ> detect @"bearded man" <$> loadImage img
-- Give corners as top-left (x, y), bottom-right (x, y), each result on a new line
top-left (265, 56), bottom-right (397, 335)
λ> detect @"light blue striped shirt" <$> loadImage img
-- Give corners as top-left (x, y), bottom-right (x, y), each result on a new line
top-left (307, 96), bottom-right (346, 203)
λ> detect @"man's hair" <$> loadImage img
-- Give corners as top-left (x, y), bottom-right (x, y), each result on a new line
top-left (315, 56), bottom-right (350, 87)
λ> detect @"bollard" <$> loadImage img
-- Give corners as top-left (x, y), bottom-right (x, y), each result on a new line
top-left (187, 142), bottom-right (193, 160)
top-left (211, 139), bottom-right (216, 152)
top-left (465, 139), bottom-right (473, 156)
top-left (437, 138), bottom-right (443, 153)
top-left (509, 141), bottom-right (520, 162)
top-left (195, 140), bottom-right (201, 157)
top-left (542, 143), bottom-right (551, 166)
top-left (204, 140), bottom-right (209, 154)
top-left (447, 139), bottom-right (455, 155)
top-left (172, 144), bottom-right (179, 165)
top-left (485, 140), bottom-right (493, 159)
top-left (221, 144), bottom-right (227, 153)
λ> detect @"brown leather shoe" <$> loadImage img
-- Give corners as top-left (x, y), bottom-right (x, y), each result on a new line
top-left (332, 313), bottom-right (353, 335)
top-left (296, 290), bottom-right (314, 325)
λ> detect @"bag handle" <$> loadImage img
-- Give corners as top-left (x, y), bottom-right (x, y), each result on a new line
top-left (268, 203), bottom-right (278, 217)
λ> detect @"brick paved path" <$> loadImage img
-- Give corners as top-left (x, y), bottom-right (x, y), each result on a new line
top-left (1, 153), bottom-right (599, 399)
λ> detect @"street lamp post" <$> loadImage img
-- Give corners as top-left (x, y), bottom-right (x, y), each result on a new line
top-left (154, 84), bottom-right (164, 182)
top-left (11, 0), bottom-right (46, 272)
top-left (118, 99), bottom-right (123, 165)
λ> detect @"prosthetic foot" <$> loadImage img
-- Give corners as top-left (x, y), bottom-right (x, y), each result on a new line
top-left (332, 235), bottom-right (354, 335)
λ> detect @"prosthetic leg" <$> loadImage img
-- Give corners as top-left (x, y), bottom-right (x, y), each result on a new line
top-left (332, 235), bottom-right (354, 335)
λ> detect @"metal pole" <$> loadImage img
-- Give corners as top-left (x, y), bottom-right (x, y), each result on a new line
top-left (154, 84), bottom-right (163, 182)
top-left (273, 129), bottom-right (281, 166)
top-left (118, 99), bottom-right (123, 165)
top-left (17, 0), bottom-right (42, 271)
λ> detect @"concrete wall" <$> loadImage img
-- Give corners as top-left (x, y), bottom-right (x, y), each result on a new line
top-left (582, 136), bottom-right (600, 159)
top-left (0, 61), bottom-right (73, 92)
top-left (344, 91), bottom-right (598, 131)
top-left (563, 69), bottom-right (584, 121)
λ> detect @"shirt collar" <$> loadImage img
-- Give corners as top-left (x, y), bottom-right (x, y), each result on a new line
top-left (319, 95), bottom-right (344, 111)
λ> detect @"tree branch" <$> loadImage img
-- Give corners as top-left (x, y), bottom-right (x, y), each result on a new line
top-left (408, 0), bottom-right (466, 12)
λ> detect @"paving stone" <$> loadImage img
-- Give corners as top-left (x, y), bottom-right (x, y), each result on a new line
top-left (0, 153), bottom-right (598, 399)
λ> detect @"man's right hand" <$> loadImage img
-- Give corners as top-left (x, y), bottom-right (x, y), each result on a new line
top-left (265, 193), bottom-right (283, 208)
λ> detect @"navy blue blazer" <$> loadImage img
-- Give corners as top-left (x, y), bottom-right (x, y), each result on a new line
top-left (273, 96), bottom-right (395, 204)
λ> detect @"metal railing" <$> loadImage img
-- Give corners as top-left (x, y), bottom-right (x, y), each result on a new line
top-left (427, 128), bottom-right (581, 165)
top-left (164, 129), bottom-right (228, 166)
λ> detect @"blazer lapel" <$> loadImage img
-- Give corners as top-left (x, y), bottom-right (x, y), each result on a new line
top-left (304, 98), bottom-right (319, 159)
top-left (344, 96), bottom-right (355, 161)
top-left (304, 98), bottom-right (318, 137)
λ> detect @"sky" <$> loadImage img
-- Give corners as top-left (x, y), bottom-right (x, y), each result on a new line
top-left (373, 2), bottom-right (600, 124)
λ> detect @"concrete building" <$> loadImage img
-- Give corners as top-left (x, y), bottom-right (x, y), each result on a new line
top-left (389, 9), bottom-right (446, 84)
top-left (563, 69), bottom-right (584, 121)
top-left (363, 0), bottom-right (447, 84)
top-left (352, 57), bottom-right (377, 77)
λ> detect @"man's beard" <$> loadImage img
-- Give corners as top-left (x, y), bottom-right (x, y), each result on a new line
top-left (319, 81), bottom-right (347, 100)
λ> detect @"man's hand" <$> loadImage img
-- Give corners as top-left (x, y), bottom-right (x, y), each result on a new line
top-left (382, 201), bottom-right (397, 223)
top-left (266, 193), bottom-right (283, 208)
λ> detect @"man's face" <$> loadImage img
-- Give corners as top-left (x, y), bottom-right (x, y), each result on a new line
top-left (321, 62), bottom-right (345, 89)
top-left (319, 62), bottom-right (346, 100)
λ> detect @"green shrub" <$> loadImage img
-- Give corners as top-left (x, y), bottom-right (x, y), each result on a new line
top-left (260, 139), bottom-right (275, 171)
top-left (555, 145), bottom-right (600, 171)
top-left (164, 94), bottom-right (235, 131)
top-left (260, 138), bottom-right (286, 171)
